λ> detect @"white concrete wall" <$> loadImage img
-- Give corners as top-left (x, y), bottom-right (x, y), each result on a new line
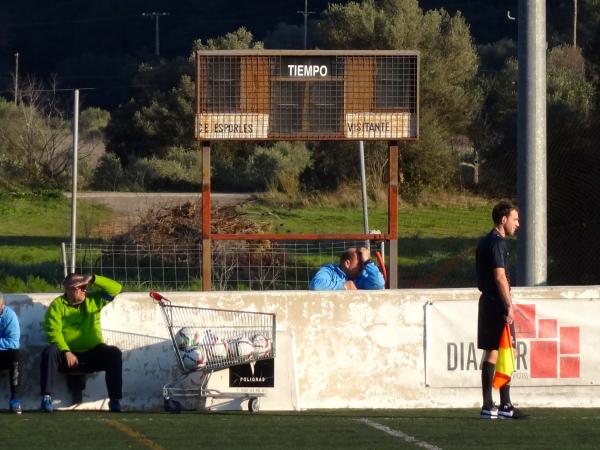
top-left (2, 286), bottom-right (599, 411)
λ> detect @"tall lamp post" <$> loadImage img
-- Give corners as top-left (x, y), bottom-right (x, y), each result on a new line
top-left (142, 12), bottom-right (169, 56)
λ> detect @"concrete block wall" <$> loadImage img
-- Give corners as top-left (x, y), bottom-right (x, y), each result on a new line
top-left (2, 286), bottom-right (599, 411)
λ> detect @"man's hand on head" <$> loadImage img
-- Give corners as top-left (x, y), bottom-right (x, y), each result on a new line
top-left (359, 247), bottom-right (371, 263)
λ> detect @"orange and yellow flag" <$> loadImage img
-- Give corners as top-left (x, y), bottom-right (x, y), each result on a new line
top-left (493, 324), bottom-right (516, 390)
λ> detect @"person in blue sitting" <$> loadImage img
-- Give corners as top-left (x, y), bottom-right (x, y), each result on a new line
top-left (309, 247), bottom-right (385, 290)
top-left (0, 292), bottom-right (22, 414)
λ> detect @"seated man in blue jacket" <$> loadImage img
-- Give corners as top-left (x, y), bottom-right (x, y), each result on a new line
top-left (0, 292), bottom-right (22, 414)
top-left (309, 247), bottom-right (385, 290)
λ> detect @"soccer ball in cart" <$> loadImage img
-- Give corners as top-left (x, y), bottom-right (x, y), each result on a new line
top-left (251, 334), bottom-right (272, 358)
top-left (174, 327), bottom-right (201, 350)
top-left (180, 346), bottom-right (207, 371)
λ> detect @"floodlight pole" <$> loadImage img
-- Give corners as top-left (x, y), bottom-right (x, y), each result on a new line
top-left (517, 0), bottom-right (547, 286)
top-left (70, 89), bottom-right (80, 274)
top-left (142, 12), bottom-right (169, 56)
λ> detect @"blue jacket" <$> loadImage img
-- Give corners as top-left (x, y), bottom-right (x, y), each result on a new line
top-left (0, 304), bottom-right (20, 350)
top-left (309, 262), bottom-right (385, 290)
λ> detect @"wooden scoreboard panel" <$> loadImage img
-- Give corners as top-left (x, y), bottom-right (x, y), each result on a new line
top-left (195, 50), bottom-right (419, 141)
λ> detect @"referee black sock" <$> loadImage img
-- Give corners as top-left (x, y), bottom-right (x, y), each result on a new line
top-left (481, 361), bottom-right (495, 407)
top-left (500, 384), bottom-right (511, 406)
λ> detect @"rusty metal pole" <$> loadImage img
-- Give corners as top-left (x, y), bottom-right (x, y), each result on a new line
top-left (202, 142), bottom-right (212, 291)
top-left (388, 141), bottom-right (398, 288)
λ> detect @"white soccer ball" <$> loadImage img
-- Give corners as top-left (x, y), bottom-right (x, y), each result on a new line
top-left (201, 330), bottom-right (228, 362)
top-left (230, 338), bottom-right (254, 361)
top-left (174, 327), bottom-right (201, 351)
top-left (181, 346), bottom-right (206, 371)
top-left (251, 334), bottom-right (272, 358)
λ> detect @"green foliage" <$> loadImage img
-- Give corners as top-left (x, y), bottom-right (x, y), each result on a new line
top-left (129, 147), bottom-right (202, 191)
top-left (0, 274), bottom-right (55, 293)
top-left (0, 85), bottom-right (72, 190)
top-left (79, 107), bottom-right (110, 140)
top-left (251, 142), bottom-right (312, 197)
top-left (193, 27), bottom-right (264, 51)
top-left (91, 153), bottom-right (126, 191)
top-left (314, 0), bottom-right (481, 197)
top-left (104, 27), bottom-right (265, 190)
top-left (104, 61), bottom-right (196, 165)
top-left (399, 112), bottom-right (459, 202)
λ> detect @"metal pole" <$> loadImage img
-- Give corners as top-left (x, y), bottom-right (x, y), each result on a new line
top-left (303, 0), bottom-right (308, 49)
top-left (573, 0), bottom-right (577, 47)
top-left (13, 52), bottom-right (19, 105)
top-left (517, 0), bottom-right (547, 286)
top-left (201, 142), bottom-right (212, 291)
top-left (70, 89), bottom-right (80, 274)
top-left (155, 14), bottom-right (160, 56)
top-left (142, 12), bottom-right (169, 57)
top-left (358, 141), bottom-right (369, 249)
top-left (297, 0), bottom-right (314, 50)
top-left (388, 141), bottom-right (399, 288)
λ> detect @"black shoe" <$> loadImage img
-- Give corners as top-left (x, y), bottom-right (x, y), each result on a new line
top-left (108, 399), bottom-right (122, 412)
top-left (480, 403), bottom-right (498, 419)
top-left (72, 389), bottom-right (83, 405)
top-left (499, 403), bottom-right (527, 419)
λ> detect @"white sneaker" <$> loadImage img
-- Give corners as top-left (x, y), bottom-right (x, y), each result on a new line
top-left (499, 403), bottom-right (527, 419)
top-left (480, 403), bottom-right (498, 419)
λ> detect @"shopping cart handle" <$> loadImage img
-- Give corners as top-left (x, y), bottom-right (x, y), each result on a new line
top-left (149, 291), bottom-right (165, 302)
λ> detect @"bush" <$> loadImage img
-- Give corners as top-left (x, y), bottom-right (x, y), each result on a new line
top-left (91, 153), bottom-right (126, 190)
top-left (0, 275), bottom-right (56, 293)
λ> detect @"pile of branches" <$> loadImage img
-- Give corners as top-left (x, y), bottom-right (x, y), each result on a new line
top-left (112, 202), bottom-right (269, 248)
top-left (107, 202), bottom-right (285, 287)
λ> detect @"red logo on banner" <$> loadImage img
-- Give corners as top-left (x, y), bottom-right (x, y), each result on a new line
top-left (515, 304), bottom-right (580, 378)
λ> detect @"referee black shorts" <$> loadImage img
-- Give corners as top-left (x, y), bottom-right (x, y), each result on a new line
top-left (477, 294), bottom-right (509, 350)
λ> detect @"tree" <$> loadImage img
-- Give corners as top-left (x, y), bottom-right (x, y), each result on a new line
top-left (313, 0), bottom-right (481, 198)
top-left (103, 28), bottom-right (266, 191)
top-left (0, 78), bottom-right (72, 189)
top-left (545, 45), bottom-right (598, 284)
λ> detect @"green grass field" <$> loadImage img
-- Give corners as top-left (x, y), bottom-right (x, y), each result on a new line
top-left (0, 192), bottom-right (114, 291)
top-left (243, 201), bottom-right (505, 288)
top-left (1, 409), bottom-right (598, 449)
top-left (0, 191), bottom-right (503, 291)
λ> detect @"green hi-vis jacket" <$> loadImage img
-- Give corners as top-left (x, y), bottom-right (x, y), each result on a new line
top-left (44, 275), bottom-right (122, 353)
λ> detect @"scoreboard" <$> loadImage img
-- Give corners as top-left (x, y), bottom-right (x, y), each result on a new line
top-left (195, 50), bottom-right (419, 141)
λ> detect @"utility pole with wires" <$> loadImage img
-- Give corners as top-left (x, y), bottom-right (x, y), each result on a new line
top-left (142, 12), bottom-right (169, 56)
top-left (297, 0), bottom-right (314, 49)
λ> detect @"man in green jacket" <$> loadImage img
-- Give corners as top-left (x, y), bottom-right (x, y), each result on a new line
top-left (40, 273), bottom-right (123, 412)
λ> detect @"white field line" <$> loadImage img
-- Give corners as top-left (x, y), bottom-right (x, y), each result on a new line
top-left (356, 418), bottom-right (443, 450)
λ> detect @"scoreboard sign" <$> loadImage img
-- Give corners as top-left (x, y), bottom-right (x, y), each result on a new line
top-left (195, 50), bottom-right (419, 141)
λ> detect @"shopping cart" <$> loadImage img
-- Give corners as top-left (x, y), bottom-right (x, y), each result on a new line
top-left (150, 291), bottom-right (276, 412)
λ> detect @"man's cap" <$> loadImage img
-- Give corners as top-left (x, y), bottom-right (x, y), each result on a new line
top-left (64, 274), bottom-right (93, 289)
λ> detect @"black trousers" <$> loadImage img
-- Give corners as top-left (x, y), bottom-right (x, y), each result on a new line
top-left (0, 349), bottom-right (21, 397)
top-left (40, 344), bottom-right (122, 399)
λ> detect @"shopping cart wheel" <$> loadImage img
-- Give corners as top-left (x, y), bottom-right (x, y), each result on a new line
top-left (248, 397), bottom-right (260, 413)
top-left (164, 398), bottom-right (182, 414)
